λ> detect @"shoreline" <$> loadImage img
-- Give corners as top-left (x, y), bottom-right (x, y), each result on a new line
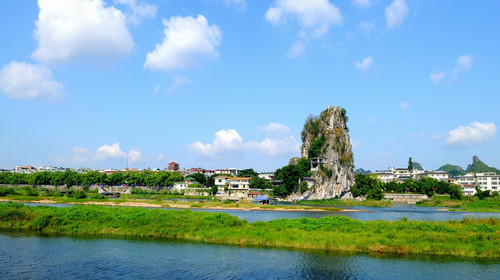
top-left (1, 203), bottom-right (498, 258)
top-left (0, 198), bottom-right (368, 213)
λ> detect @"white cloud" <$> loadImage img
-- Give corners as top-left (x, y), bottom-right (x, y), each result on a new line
top-left (287, 40), bottom-right (307, 58)
top-left (352, 0), bottom-right (371, 8)
top-left (189, 129), bottom-right (245, 159)
top-left (429, 71), bottom-right (446, 83)
top-left (445, 122), bottom-right (497, 148)
top-left (221, 0), bottom-right (247, 11)
top-left (0, 61), bottom-right (64, 101)
top-left (431, 55), bottom-right (474, 83)
top-left (189, 123), bottom-right (300, 159)
top-left (355, 56), bottom-right (374, 72)
top-left (95, 142), bottom-right (127, 160)
top-left (33, 0), bottom-right (134, 66)
top-left (265, 0), bottom-right (343, 39)
top-left (144, 15), bottom-right (222, 71)
top-left (385, 0), bottom-right (409, 29)
top-left (114, 0), bottom-right (157, 25)
top-left (167, 76), bottom-right (192, 94)
top-left (128, 149), bottom-right (142, 163)
top-left (358, 21), bottom-right (375, 34)
top-left (400, 101), bottom-right (409, 110)
top-left (453, 55), bottom-right (473, 76)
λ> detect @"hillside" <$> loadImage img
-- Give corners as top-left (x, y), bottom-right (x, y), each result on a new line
top-left (466, 156), bottom-right (500, 174)
top-left (438, 164), bottom-right (466, 177)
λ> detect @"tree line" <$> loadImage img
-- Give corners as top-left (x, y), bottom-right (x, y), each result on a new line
top-left (0, 170), bottom-right (184, 189)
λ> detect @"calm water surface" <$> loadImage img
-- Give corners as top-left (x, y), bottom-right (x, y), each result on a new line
top-left (0, 231), bottom-right (498, 280)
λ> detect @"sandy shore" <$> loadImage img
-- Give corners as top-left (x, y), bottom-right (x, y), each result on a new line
top-left (0, 198), bottom-right (368, 212)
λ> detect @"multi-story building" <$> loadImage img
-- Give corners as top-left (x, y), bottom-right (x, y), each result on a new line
top-left (418, 171), bottom-right (449, 182)
top-left (375, 167), bottom-right (447, 183)
top-left (455, 172), bottom-right (500, 195)
top-left (167, 162), bottom-right (180, 171)
top-left (228, 177), bottom-right (252, 190)
top-left (215, 168), bottom-right (239, 176)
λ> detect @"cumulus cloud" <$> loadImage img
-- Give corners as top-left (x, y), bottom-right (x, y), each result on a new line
top-left (265, 0), bottom-right (343, 38)
top-left (95, 142), bottom-right (127, 160)
top-left (189, 123), bottom-right (300, 159)
top-left (352, 0), bottom-right (371, 8)
top-left (265, 0), bottom-right (342, 58)
top-left (385, 0), bottom-right (409, 29)
top-left (114, 0), bottom-right (157, 25)
top-left (33, 0), bottom-right (134, 65)
top-left (144, 15), bottom-right (222, 71)
top-left (355, 56), bottom-right (374, 72)
top-left (429, 71), bottom-right (446, 83)
top-left (128, 149), bottom-right (142, 163)
top-left (0, 61), bottom-right (64, 101)
top-left (189, 129), bottom-right (245, 159)
top-left (445, 122), bottom-right (497, 148)
top-left (358, 21), bottom-right (375, 34)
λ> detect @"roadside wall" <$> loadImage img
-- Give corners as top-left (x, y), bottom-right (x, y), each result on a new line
top-left (383, 193), bottom-right (428, 204)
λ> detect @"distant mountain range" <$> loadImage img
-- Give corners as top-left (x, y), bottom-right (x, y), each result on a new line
top-left (357, 156), bottom-right (499, 177)
top-left (438, 156), bottom-right (499, 177)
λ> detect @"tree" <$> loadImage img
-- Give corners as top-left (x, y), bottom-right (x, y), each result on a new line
top-left (210, 185), bottom-right (218, 196)
top-left (249, 176), bottom-right (271, 190)
top-left (188, 173), bottom-right (206, 186)
top-left (351, 173), bottom-right (383, 200)
top-left (449, 184), bottom-right (463, 200)
top-left (238, 169), bottom-right (258, 177)
top-left (408, 157), bottom-right (414, 174)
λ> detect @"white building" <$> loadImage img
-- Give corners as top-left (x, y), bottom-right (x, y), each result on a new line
top-left (215, 168), bottom-right (239, 176)
top-left (258, 173), bottom-right (274, 180)
top-left (418, 171), bottom-right (449, 182)
top-left (476, 172), bottom-right (499, 193)
top-left (228, 177), bottom-right (252, 190)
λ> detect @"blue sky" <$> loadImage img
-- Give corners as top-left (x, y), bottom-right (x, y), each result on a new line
top-left (0, 0), bottom-right (499, 172)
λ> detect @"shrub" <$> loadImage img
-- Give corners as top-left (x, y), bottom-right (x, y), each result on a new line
top-left (72, 190), bottom-right (87, 199)
top-left (21, 186), bottom-right (39, 196)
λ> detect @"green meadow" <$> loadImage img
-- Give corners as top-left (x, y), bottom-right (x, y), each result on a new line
top-left (0, 203), bottom-right (498, 258)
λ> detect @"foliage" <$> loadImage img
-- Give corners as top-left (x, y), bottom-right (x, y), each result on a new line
top-left (408, 157), bottom-right (413, 173)
top-left (188, 183), bottom-right (203, 188)
top-left (238, 169), bottom-right (258, 178)
top-left (308, 135), bottom-right (325, 158)
top-left (438, 164), bottom-right (466, 177)
top-left (273, 158), bottom-right (311, 196)
top-left (1, 203), bottom-right (498, 258)
top-left (299, 181), bottom-right (309, 194)
top-left (249, 176), bottom-right (271, 190)
top-left (351, 174), bottom-right (383, 200)
top-left (72, 190), bottom-right (87, 199)
top-left (466, 156), bottom-right (500, 174)
top-left (475, 188), bottom-right (491, 200)
top-left (186, 173), bottom-right (206, 186)
top-left (449, 184), bottom-right (463, 200)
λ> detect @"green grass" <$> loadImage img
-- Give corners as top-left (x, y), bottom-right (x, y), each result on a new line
top-left (296, 198), bottom-right (392, 207)
top-left (417, 196), bottom-right (500, 212)
top-left (0, 203), bottom-right (498, 258)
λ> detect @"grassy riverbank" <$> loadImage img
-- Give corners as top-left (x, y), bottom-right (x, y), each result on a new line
top-left (296, 198), bottom-right (392, 207)
top-left (417, 196), bottom-right (500, 212)
top-left (1, 203), bottom-right (498, 258)
top-left (0, 194), bottom-right (342, 212)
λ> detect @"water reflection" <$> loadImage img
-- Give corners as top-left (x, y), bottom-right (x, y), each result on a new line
top-left (0, 231), bottom-right (498, 280)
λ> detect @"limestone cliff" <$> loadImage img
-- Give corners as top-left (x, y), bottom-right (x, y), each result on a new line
top-left (295, 106), bottom-right (354, 200)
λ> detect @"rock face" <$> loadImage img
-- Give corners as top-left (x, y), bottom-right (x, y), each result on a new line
top-left (296, 106), bottom-right (355, 200)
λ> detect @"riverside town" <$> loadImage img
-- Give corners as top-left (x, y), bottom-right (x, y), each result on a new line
top-left (1, 1), bottom-right (499, 279)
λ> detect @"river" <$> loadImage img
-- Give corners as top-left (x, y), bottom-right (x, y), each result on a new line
top-left (0, 231), bottom-right (497, 280)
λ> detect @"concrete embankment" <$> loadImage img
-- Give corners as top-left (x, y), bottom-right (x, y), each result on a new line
top-left (383, 193), bottom-right (428, 204)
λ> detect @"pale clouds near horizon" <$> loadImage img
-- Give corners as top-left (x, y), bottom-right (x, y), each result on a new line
top-left (0, 61), bottom-right (64, 101)
top-left (144, 15), bottom-right (222, 71)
